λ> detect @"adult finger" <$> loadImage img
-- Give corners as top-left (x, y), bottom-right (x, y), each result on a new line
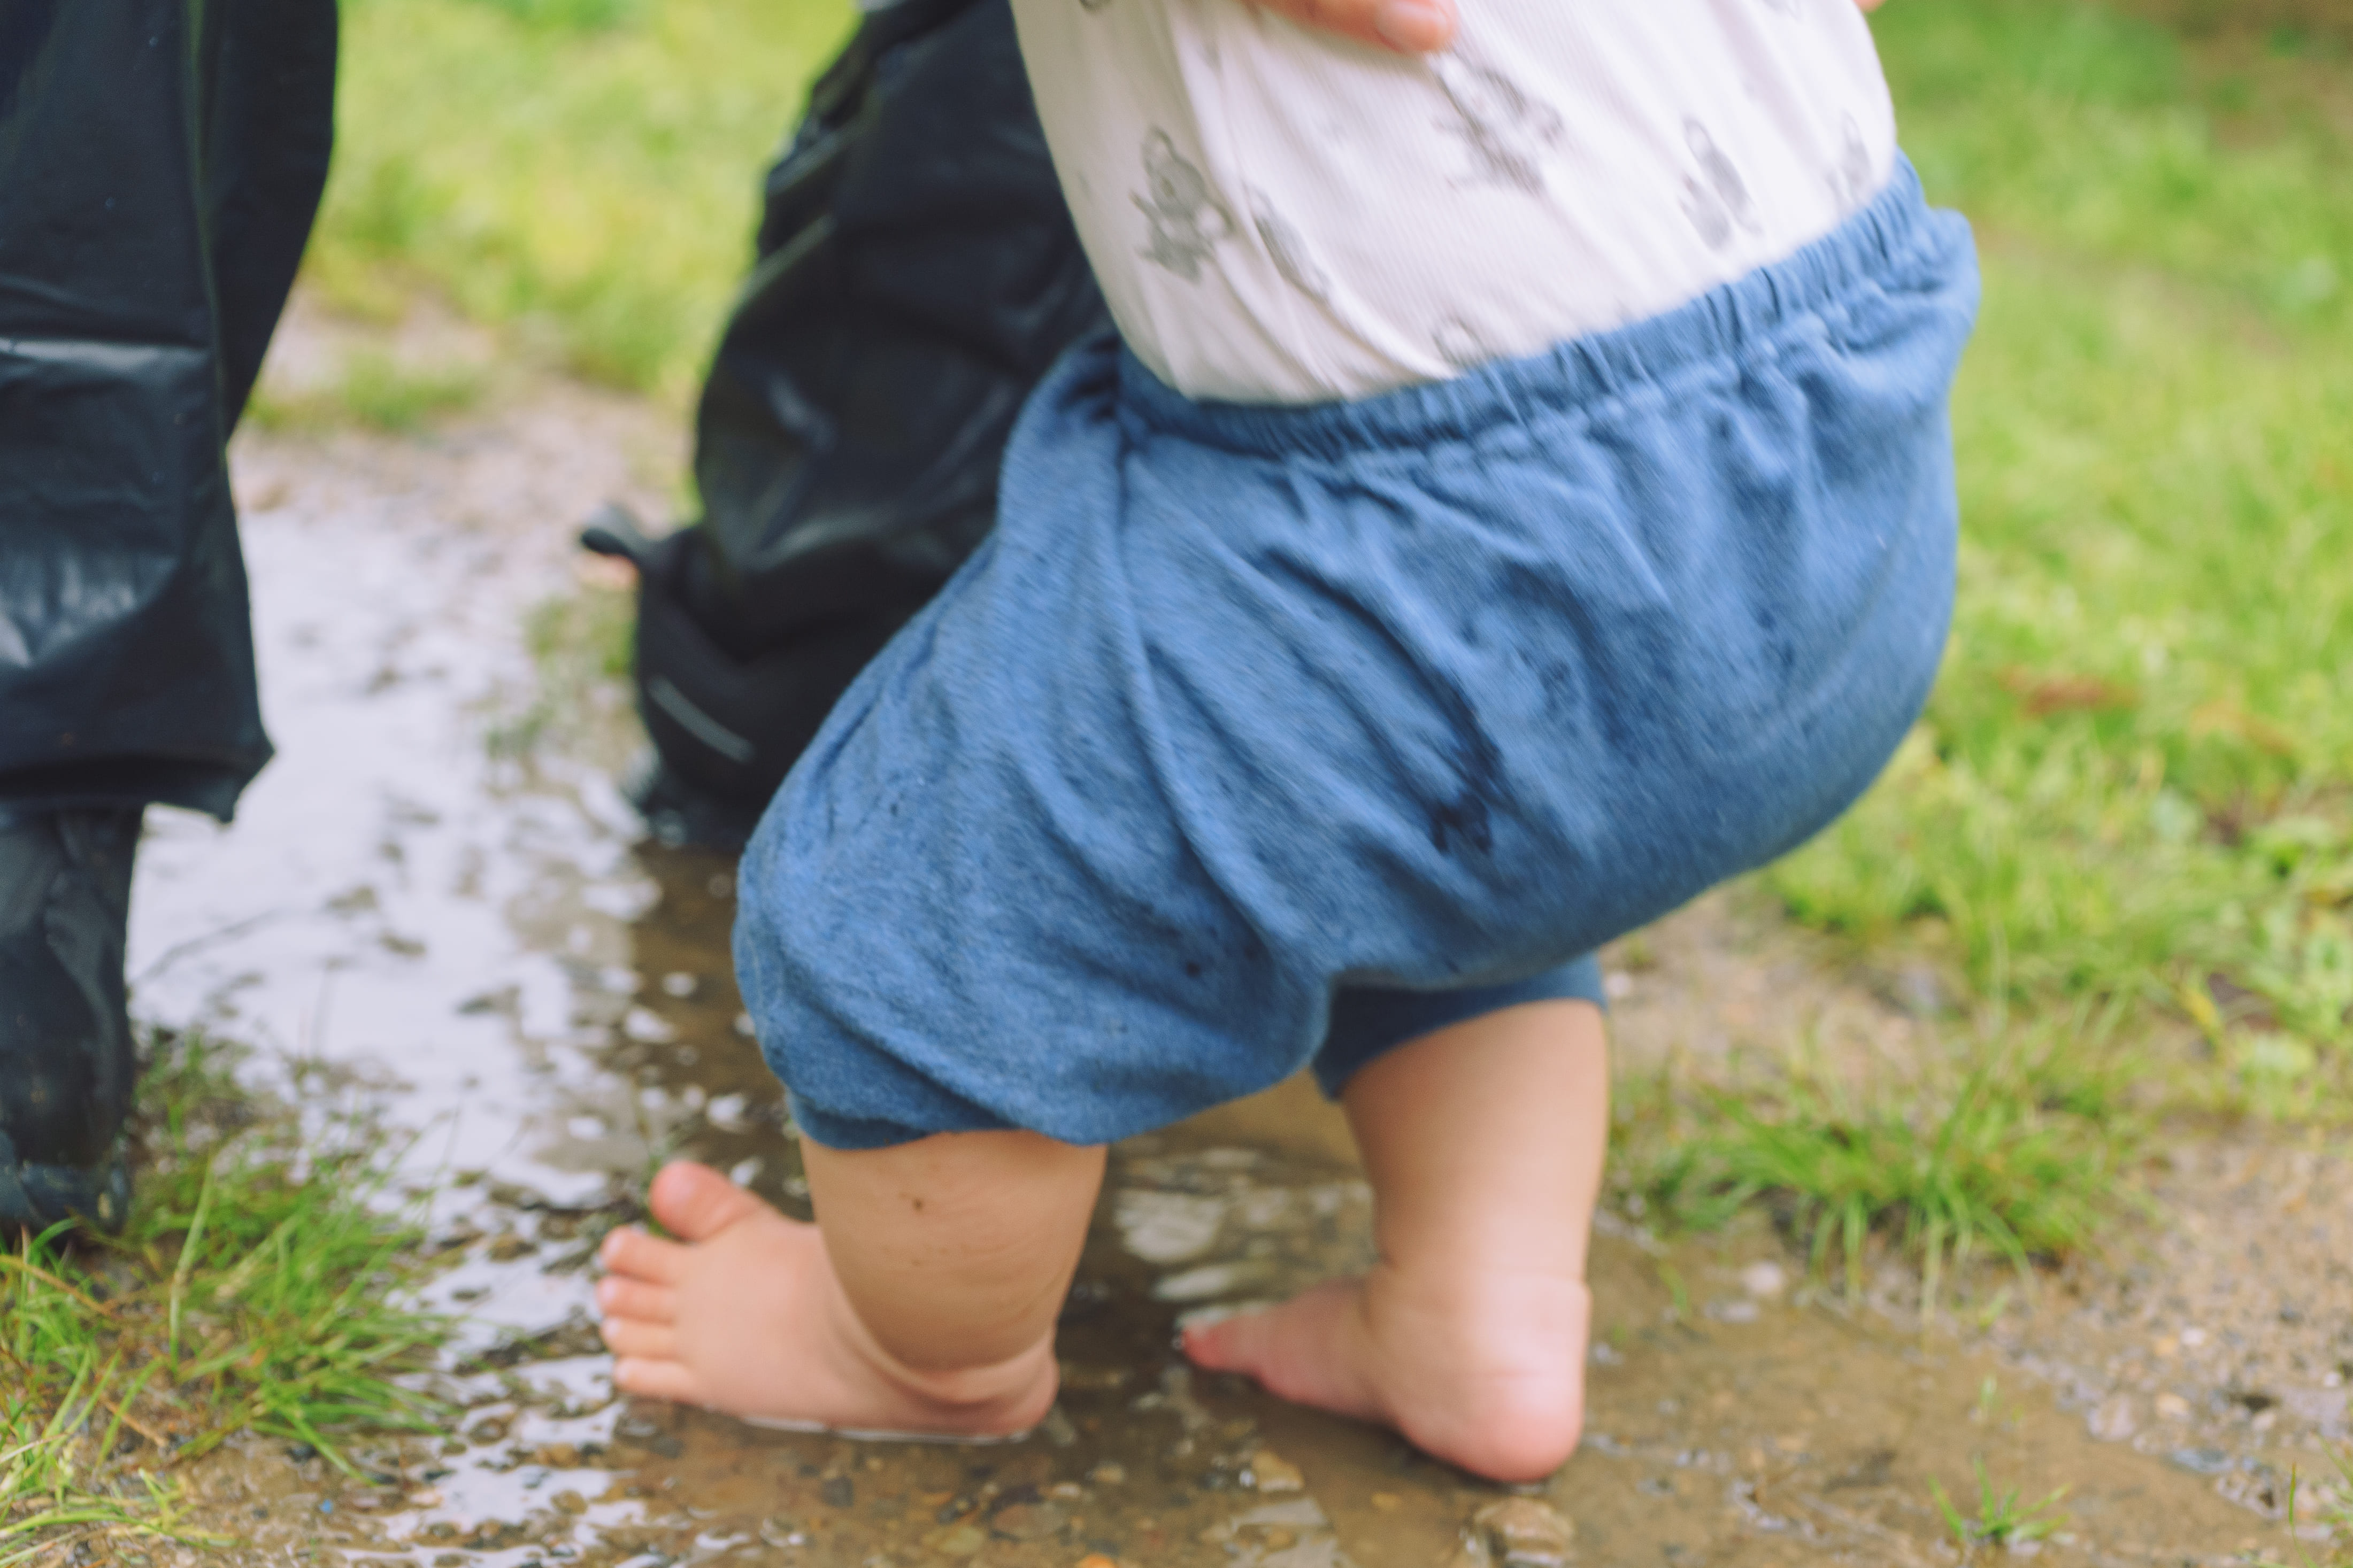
top-left (1249, 0), bottom-right (1457, 55)
top-left (1253, 0), bottom-right (1874, 55)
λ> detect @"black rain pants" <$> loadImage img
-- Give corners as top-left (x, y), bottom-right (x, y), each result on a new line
top-left (1, 0), bottom-right (336, 820)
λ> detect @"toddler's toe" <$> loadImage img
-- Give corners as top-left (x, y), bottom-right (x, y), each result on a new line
top-left (599, 1224), bottom-right (690, 1284)
top-left (612, 1356), bottom-right (705, 1405)
top-left (648, 1160), bottom-right (771, 1240)
top-left (596, 1275), bottom-right (677, 1323)
top-left (1179, 1315), bottom-right (1251, 1376)
top-left (598, 1315), bottom-right (678, 1362)
top-left (1180, 1283), bottom-right (1380, 1418)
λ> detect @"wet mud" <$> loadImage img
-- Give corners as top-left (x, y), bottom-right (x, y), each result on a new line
top-left (110, 314), bottom-right (2349, 1566)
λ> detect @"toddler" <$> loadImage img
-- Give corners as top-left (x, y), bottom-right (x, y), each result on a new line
top-left (597, 0), bottom-right (1976, 1482)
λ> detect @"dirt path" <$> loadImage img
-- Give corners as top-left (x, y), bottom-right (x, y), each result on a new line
top-left (113, 314), bottom-right (2349, 1566)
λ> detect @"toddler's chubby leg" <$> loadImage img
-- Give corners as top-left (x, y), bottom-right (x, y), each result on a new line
top-left (597, 1130), bottom-right (1104, 1438)
top-left (1185, 1000), bottom-right (1607, 1483)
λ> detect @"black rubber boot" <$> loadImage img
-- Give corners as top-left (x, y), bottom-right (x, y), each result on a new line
top-left (0, 808), bottom-right (140, 1234)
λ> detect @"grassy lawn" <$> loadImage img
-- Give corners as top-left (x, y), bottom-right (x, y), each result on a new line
top-left (309, 0), bottom-right (853, 404)
top-left (298, 0), bottom-right (2351, 1272)
top-left (1655, 2), bottom-right (2352, 1273)
top-left (1, 1037), bottom-right (448, 1564)
top-left (1773, 1), bottom-right (2353, 1114)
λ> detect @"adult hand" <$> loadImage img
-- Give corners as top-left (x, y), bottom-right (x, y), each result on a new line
top-left (1260, 0), bottom-right (1889, 58)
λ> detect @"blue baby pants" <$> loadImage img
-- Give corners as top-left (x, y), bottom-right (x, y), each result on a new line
top-left (736, 161), bottom-right (1979, 1150)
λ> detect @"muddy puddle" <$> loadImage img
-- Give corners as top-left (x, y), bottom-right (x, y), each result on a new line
top-left (108, 322), bottom-right (2349, 1566)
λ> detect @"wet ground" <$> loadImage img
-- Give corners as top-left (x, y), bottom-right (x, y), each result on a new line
top-left (114, 312), bottom-right (2351, 1566)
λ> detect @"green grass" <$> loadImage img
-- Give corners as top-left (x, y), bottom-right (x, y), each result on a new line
top-left (309, 0), bottom-right (855, 405)
top-left (2287, 1441), bottom-right (2353, 1566)
top-left (0, 1034), bottom-right (451, 1564)
top-left (1618, 998), bottom-right (2142, 1303)
top-left (1931, 1459), bottom-right (2071, 1555)
top-left (248, 347), bottom-right (487, 432)
top-left (487, 571), bottom-right (641, 764)
top-left (1762, 0), bottom-right (2353, 1103)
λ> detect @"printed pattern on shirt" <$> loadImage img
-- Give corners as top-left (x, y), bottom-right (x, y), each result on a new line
top-left (1432, 52), bottom-right (1566, 194)
top-left (1135, 129), bottom-right (1233, 282)
top-left (1680, 119), bottom-right (1762, 249)
top-left (1249, 188), bottom-right (1332, 303)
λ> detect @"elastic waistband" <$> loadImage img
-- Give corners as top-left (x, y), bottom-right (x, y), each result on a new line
top-left (1115, 156), bottom-right (1972, 461)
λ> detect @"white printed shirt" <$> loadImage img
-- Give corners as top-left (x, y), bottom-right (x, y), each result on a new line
top-left (1010, 0), bottom-right (1898, 402)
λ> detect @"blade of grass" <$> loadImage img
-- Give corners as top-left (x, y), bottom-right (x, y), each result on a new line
top-left (167, 1147), bottom-right (223, 1371)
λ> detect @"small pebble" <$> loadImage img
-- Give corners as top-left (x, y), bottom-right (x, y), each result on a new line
top-left (1471, 1496), bottom-right (1575, 1568)
top-left (1250, 1450), bottom-right (1305, 1493)
top-left (934, 1523), bottom-right (987, 1557)
top-left (2088, 1396), bottom-right (2136, 1442)
top-left (991, 1502), bottom-right (1068, 1541)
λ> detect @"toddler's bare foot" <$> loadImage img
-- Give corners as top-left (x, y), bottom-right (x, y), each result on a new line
top-left (596, 1162), bottom-right (1057, 1438)
top-left (1183, 1265), bottom-right (1590, 1484)
top-left (1184, 998), bottom-right (1609, 1482)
